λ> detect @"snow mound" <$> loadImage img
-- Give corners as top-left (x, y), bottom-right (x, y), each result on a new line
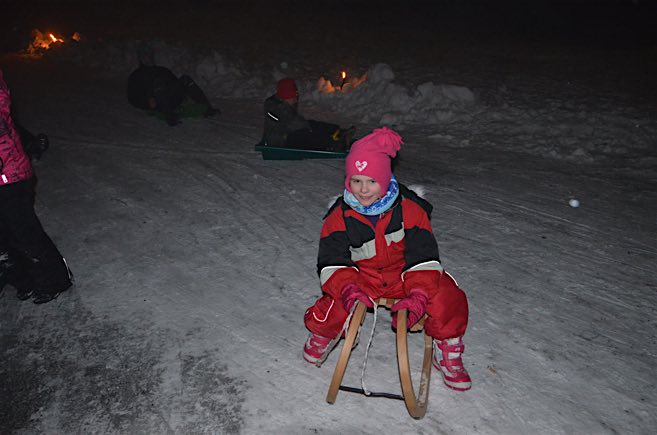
top-left (309, 63), bottom-right (476, 127)
top-left (32, 37), bottom-right (657, 169)
top-left (41, 39), bottom-right (477, 127)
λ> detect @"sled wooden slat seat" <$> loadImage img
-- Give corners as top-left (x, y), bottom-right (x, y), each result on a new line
top-left (254, 143), bottom-right (348, 160)
top-left (326, 298), bottom-right (433, 419)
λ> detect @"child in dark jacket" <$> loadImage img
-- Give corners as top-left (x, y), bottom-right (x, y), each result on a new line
top-left (0, 69), bottom-right (72, 304)
top-left (261, 78), bottom-right (352, 151)
top-left (303, 127), bottom-right (471, 391)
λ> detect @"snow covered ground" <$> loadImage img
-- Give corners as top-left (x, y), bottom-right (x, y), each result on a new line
top-left (1, 2), bottom-right (656, 433)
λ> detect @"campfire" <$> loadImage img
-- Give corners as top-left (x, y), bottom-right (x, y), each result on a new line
top-left (318, 69), bottom-right (367, 94)
top-left (24, 29), bottom-right (82, 57)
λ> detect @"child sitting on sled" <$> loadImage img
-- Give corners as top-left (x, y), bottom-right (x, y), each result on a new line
top-left (302, 127), bottom-right (471, 391)
top-left (261, 78), bottom-right (353, 152)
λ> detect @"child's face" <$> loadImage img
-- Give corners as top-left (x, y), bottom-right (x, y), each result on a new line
top-left (283, 95), bottom-right (299, 107)
top-left (349, 175), bottom-right (382, 206)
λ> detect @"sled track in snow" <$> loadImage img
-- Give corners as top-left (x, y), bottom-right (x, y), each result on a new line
top-left (50, 134), bottom-right (256, 157)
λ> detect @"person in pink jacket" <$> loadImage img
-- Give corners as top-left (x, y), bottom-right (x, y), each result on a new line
top-left (0, 69), bottom-right (72, 304)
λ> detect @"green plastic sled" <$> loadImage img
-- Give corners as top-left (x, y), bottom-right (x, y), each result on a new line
top-left (254, 143), bottom-right (348, 160)
top-left (148, 103), bottom-right (210, 121)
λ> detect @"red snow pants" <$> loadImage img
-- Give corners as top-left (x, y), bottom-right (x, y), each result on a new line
top-left (304, 272), bottom-right (468, 340)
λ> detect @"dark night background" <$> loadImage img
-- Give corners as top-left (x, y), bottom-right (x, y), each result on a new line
top-left (3, 0), bottom-right (656, 51)
top-left (4, 0), bottom-right (655, 105)
top-left (1, 1), bottom-right (656, 433)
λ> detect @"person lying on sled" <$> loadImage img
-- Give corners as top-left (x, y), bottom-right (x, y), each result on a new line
top-left (261, 78), bottom-right (353, 152)
top-left (302, 127), bottom-right (472, 391)
top-left (127, 50), bottom-right (219, 127)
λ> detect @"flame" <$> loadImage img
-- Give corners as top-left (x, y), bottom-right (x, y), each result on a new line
top-left (48, 33), bottom-right (64, 44)
top-left (339, 70), bottom-right (348, 91)
top-left (24, 29), bottom-right (67, 56)
top-left (32, 31), bottom-right (63, 49)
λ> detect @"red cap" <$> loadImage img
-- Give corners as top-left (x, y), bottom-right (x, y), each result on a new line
top-left (276, 78), bottom-right (298, 100)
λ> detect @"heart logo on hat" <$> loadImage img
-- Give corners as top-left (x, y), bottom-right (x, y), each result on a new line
top-left (355, 161), bottom-right (368, 172)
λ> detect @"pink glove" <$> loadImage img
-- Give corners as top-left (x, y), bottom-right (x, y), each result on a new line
top-left (341, 283), bottom-right (373, 312)
top-left (391, 288), bottom-right (428, 329)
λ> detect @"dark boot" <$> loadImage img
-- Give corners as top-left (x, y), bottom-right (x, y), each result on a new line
top-left (32, 287), bottom-right (68, 304)
top-left (0, 250), bottom-right (32, 300)
top-left (33, 261), bottom-right (73, 305)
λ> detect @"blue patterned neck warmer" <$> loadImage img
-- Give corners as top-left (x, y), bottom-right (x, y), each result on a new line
top-left (343, 175), bottom-right (399, 216)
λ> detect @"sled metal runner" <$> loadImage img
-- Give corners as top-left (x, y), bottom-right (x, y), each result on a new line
top-left (254, 144), bottom-right (348, 160)
top-left (338, 385), bottom-right (404, 401)
top-left (326, 298), bottom-right (433, 419)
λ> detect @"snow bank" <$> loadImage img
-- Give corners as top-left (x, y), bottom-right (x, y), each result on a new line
top-left (38, 39), bottom-right (478, 126)
top-left (33, 37), bottom-right (656, 169)
top-left (308, 63), bottom-right (476, 126)
top-left (44, 39), bottom-right (266, 99)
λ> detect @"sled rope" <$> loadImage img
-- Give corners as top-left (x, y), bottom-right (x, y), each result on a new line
top-left (359, 297), bottom-right (378, 396)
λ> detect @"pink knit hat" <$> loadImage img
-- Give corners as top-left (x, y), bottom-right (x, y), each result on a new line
top-left (345, 127), bottom-right (403, 194)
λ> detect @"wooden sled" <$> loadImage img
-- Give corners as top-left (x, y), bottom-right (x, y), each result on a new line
top-left (254, 143), bottom-right (348, 160)
top-left (326, 298), bottom-right (433, 419)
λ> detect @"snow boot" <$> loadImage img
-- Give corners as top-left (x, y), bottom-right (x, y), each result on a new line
top-left (433, 337), bottom-right (472, 391)
top-left (303, 333), bottom-right (333, 364)
top-left (0, 251), bottom-right (32, 300)
top-left (32, 259), bottom-right (73, 305)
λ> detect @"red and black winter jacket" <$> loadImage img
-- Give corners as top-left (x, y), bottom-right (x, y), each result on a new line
top-left (317, 184), bottom-right (444, 301)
